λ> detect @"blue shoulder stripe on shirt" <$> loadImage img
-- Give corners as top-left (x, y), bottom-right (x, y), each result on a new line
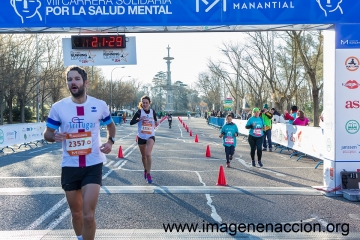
top-left (47, 117), bottom-right (61, 127)
top-left (46, 123), bottom-right (59, 130)
top-left (102, 115), bottom-right (113, 125)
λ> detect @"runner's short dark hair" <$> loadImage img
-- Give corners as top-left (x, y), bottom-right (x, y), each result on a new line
top-left (65, 65), bottom-right (88, 82)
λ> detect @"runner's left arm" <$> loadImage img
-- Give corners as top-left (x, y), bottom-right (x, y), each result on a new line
top-left (235, 125), bottom-right (239, 137)
top-left (153, 109), bottom-right (158, 127)
top-left (106, 121), bottom-right (116, 145)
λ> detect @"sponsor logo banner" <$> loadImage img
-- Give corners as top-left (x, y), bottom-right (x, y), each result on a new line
top-left (2, 1), bottom-right (360, 28)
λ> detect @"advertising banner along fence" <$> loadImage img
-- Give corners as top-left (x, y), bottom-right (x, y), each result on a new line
top-left (0, 123), bottom-right (46, 150)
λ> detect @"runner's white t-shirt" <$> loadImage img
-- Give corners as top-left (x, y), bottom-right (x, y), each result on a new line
top-left (137, 109), bottom-right (155, 139)
top-left (46, 96), bottom-right (113, 167)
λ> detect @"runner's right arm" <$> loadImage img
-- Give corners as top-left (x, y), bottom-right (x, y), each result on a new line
top-left (245, 119), bottom-right (255, 129)
top-left (130, 110), bottom-right (141, 125)
top-left (44, 127), bottom-right (66, 142)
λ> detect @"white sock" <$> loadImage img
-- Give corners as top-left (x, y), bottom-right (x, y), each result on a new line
top-left (77, 236), bottom-right (83, 240)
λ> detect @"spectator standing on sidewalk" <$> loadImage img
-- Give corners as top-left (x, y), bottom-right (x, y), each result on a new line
top-left (261, 104), bottom-right (273, 152)
top-left (272, 108), bottom-right (286, 124)
top-left (293, 110), bottom-right (310, 126)
top-left (284, 106), bottom-right (298, 124)
top-left (122, 111), bottom-right (127, 123)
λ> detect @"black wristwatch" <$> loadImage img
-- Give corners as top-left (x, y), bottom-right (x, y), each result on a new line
top-left (108, 137), bottom-right (115, 144)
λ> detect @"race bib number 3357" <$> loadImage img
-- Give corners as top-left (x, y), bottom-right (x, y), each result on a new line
top-left (66, 132), bottom-right (92, 156)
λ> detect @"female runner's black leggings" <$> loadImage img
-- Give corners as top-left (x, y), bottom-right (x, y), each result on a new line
top-left (248, 135), bottom-right (264, 161)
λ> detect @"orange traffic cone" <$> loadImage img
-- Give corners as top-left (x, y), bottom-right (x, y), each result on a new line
top-left (117, 146), bottom-right (124, 158)
top-left (216, 165), bottom-right (227, 186)
top-left (189, 130), bottom-right (193, 136)
top-left (195, 134), bottom-right (199, 142)
top-left (206, 145), bottom-right (211, 157)
top-left (136, 136), bottom-right (138, 142)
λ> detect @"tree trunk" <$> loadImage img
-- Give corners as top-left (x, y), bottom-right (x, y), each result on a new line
top-left (312, 88), bottom-right (320, 127)
top-left (20, 99), bottom-right (25, 123)
top-left (7, 99), bottom-right (13, 124)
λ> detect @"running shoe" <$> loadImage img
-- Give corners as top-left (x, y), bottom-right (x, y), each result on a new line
top-left (229, 155), bottom-right (233, 160)
top-left (252, 160), bottom-right (256, 167)
top-left (144, 170), bottom-right (147, 179)
top-left (269, 149), bottom-right (272, 152)
top-left (226, 162), bottom-right (230, 168)
top-left (147, 174), bottom-right (152, 184)
top-left (258, 161), bottom-right (263, 167)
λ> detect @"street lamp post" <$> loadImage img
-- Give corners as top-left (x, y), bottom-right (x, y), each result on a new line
top-left (36, 34), bottom-right (40, 122)
top-left (110, 66), bottom-right (125, 113)
top-left (119, 75), bottom-right (131, 81)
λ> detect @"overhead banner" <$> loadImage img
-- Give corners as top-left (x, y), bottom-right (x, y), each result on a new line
top-left (2, 1), bottom-right (360, 28)
top-left (62, 36), bottom-right (137, 66)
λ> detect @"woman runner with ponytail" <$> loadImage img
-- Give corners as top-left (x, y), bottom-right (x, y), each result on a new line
top-left (130, 96), bottom-right (158, 183)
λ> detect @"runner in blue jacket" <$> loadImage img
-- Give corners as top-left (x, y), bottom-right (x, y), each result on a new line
top-left (219, 114), bottom-right (239, 168)
top-left (245, 108), bottom-right (265, 167)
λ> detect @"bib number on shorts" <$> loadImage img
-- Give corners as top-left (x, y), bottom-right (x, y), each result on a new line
top-left (66, 132), bottom-right (92, 156)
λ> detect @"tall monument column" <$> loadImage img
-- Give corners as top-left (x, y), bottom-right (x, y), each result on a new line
top-left (163, 45), bottom-right (174, 111)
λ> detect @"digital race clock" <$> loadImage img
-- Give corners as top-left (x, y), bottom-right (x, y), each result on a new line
top-left (71, 35), bottom-right (126, 49)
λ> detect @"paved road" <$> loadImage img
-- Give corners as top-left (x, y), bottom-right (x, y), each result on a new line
top-left (0, 117), bottom-right (359, 239)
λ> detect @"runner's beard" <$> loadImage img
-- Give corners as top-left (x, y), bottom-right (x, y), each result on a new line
top-left (70, 85), bottom-right (85, 98)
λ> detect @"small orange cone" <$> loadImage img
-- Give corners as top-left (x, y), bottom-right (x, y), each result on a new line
top-left (118, 146), bottom-right (124, 158)
top-left (189, 130), bottom-right (192, 136)
top-left (206, 145), bottom-right (211, 157)
top-left (216, 165), bottom-right (227, 186)
top-left (136, 136), bottom-right (138, 142)
top-left (195, 134), bottom-right (199, 142)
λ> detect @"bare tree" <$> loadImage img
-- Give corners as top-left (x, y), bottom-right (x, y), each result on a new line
top-left (288, 31), bottom-right (323, 126)
top-left (208, 43), bottom-right (245, 114)
top-left (112, 78), bottom-right (137, 110)
top-left (172, 84), bottom-right (188, 111)
top-left (39, 35), bottom-right (66, 119)
top-left (151, 71), bottom-right (166, 111)
top-left (273, 32), bottom-right (305, 111)
top-left (196, 72), bottom-right (222, 111)
top-left (0, 35), bottom-right (21, 124)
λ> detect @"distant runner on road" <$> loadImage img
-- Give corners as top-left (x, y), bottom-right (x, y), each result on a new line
top-left (219, 114), bottom-right (239, 168)
top-left (130, 95), bottom-right (158, 184)
top-left (167, 111), bottom-right (173, 129)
